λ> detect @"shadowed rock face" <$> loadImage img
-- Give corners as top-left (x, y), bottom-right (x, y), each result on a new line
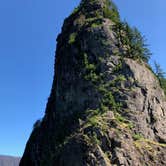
top-left (0, 155), bottom-right (20, 166)
top-left (20, 0), bottom-right (166, 165)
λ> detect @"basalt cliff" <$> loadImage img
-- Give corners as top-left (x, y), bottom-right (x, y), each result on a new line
top-left (20, 0), bottom-right (166, 165)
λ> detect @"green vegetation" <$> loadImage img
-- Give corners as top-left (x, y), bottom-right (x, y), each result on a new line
top-left (134, 137), bottom-right (166, 153)
top-left (67, 0), bottom-right (165, 149)
top-left (100, 103), bottom-right (109, 113)
top-left (86, 108), bottom-right (100, 116)
top-left (85, 17), bottom-right (103, 28)
top-left (114, 22), bottom-right (151, 63)
top-left (133, 133), bottom-right (144, 140)
top-left (113, 75), bottom-right (126, 83)
top-left (115, 113), bottom-right (127, 123)
top-left (112, 61), bottom-right (123, 72)
top-left (154, 61), bottom-right (165, 78)
top-left (85, 109), bottom-right (108, 131)
top-left (83, 53), bottom-right (100, 83)
top-left (91, 132), bottom-right (101, 145)
top-left (154, 62), bottom-right (166, 95)
top-left (84, 54), bottom-right (96, 71)
top-left (82, 51), bottom-right (135, 136)
top-left (71, 7), bottom-right (79, 15)
top-left (71, 0), bottom-right (152, 64)
top-left (68, 32), bottom-right (77, 44)
top-left (103, 0), bottom-right (120, 23)
top-left (91, 22), bottom-right (102, 28)
top-left (87, 115), bottom-right (100, 127)
top-left (160, 78), bottom-right (166, 95)
top-left (114, 112), bottom-right (134, 129)
top-left (101, 90), bottom-right (117, 110)
top-left (70, 0), bottom-right (152, 63)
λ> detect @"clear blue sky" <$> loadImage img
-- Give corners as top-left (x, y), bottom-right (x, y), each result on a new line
top-left (0, 0), bottom-right (165, 157)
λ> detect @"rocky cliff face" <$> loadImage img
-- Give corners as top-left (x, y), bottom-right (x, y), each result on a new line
top-left (20, 0), bottom-right (166, 165)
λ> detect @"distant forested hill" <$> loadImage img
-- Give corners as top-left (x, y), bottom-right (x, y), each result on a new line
top-left (0, 155), bottom-right (20, 166)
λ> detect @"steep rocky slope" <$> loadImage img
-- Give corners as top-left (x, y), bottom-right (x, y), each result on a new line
top-left (20, 0), bottom-right (166, 165)
top-left (0, 155), bottom-right (20, 166)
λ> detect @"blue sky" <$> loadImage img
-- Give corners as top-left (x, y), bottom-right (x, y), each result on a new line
top-left (0, 0), bottom-right (165, 157)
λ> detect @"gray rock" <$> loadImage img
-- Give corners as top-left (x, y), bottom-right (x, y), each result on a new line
top-left (20, 0), bottom-right (166, 165)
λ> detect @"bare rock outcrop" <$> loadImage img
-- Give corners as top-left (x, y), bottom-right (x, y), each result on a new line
top-left (20, 0), bottom-right (166, 165)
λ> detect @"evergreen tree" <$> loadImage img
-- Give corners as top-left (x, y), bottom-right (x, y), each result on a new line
top-left (154, 61), bottom-right (166, 95)
top-left (115, 22), bottom-right (151, 63)
top-left (125, 25), bottom-right (151, 62)
top-left (154, 61), bottom-right (166, 78)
